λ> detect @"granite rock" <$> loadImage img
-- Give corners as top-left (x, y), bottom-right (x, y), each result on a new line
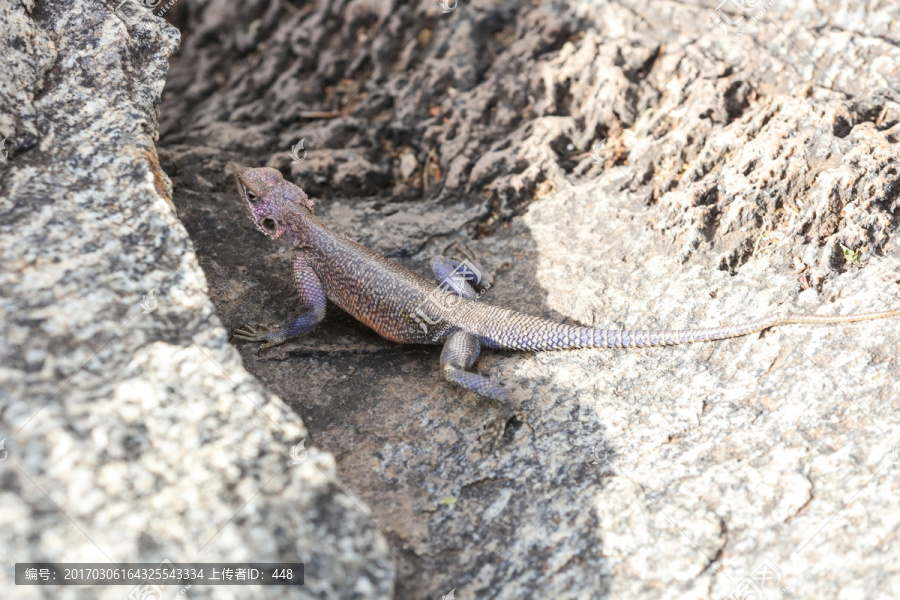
top-left (158, 0), bottom-right (900, 597)
top-left (5, 0), bottom-right (900, 598)
top-left (0, 1), bottom-right (393, 598)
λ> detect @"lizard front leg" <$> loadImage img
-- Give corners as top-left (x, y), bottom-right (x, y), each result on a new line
top-left (440, 330), bottom-right (519, 451)
top-left (233, 249), bottom-right (326, 351)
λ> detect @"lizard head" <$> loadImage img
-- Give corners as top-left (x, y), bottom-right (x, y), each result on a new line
top-left (234, 167), bottom-right (315, 244)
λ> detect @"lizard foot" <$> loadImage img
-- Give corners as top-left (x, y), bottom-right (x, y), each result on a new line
top-left (231, 324), bottom-right (284, 352)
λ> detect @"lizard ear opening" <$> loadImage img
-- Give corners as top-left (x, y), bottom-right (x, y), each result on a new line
top-left (261, 218), bottom-right (277, 232)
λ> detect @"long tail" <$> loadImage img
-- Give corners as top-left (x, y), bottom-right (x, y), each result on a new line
top-left (468, 304), bottom-right (900, 351)
top-left (586, 309), bottom-right (900, 349)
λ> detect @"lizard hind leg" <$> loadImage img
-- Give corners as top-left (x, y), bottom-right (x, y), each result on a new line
top-left (440, 330), bottom-right (506, 399)
top-left (440, 330), bottom-right (519, 451)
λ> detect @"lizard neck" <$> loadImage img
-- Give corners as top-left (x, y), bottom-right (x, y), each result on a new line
top-left (284, 208), bottom-right (332, 248)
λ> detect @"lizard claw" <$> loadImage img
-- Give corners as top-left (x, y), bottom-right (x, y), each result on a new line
top-left (231, 324), bottom-right (283, 353)
top-left (232, 324), bottom-right (276, 341)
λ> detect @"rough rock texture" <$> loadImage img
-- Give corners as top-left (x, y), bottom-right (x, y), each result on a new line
top-left (0, 1), bottom-right (393, 599)
top-left (156, 0), bottom-right (900, 597)
top-left (5, 0), bottom-right (900, 597)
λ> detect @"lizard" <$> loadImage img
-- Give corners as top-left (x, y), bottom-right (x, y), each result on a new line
top-left (231, 166), bottom-right (900, 443)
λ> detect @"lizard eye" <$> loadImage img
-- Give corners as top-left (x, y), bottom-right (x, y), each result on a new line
top-left (246, 189), bottom-right (258, 203)
top-left (262, 218), bottom-right (277, 231)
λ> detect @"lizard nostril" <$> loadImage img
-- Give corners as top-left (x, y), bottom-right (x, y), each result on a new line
top-left (262, 218), bottom-right (276, 231)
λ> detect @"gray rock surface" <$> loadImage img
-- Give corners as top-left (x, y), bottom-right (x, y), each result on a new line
top-left (0, 1), bottom-right (393, 599)
top-left (5, 0), bottom-right (900, 598)
top-left (157, 0), bottom-right (900, 597)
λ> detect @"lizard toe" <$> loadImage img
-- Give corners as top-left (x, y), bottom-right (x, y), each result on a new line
top-left (232, 324), bottom-right (277, 342)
